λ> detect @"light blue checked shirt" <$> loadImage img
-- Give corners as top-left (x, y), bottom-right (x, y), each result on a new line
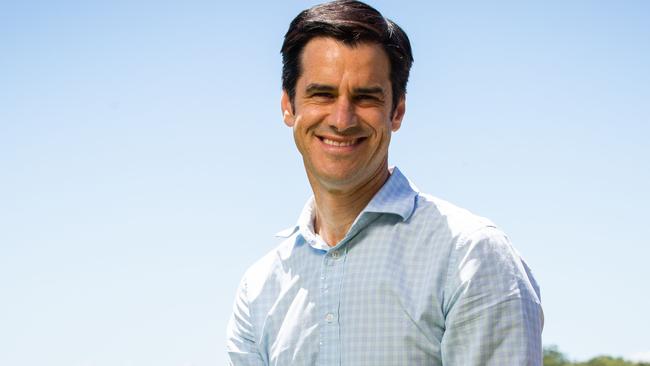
top-left (227, 167), bottom-right (543, 365)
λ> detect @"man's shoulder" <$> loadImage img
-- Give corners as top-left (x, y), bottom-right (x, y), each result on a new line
top-left (238, 231), bottom-right (302, 300)
top-left (415, 191), bottom-right (540, 297)
top-left (412, 192), bottom-right (500, 241)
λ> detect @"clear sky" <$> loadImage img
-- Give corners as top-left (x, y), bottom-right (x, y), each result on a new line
top-left (1, 1), bottom-right (649, 365)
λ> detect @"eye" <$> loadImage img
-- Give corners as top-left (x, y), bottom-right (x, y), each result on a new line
top-left (313, 92), bottom-right (334, 99)
top-left (354, 94), bottom-right (381, 103)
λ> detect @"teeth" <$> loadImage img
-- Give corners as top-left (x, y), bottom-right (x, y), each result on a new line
top-left (322, 138), bottom-right (357, 147)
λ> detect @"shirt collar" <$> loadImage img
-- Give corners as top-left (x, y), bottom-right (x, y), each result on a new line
top-left (362, 166), bottom-right (419, 221)
top-left (275, 166), bottom-right (419, 241)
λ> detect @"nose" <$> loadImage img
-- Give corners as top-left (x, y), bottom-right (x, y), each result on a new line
top-left (329, 97), bottom-right (358, 131)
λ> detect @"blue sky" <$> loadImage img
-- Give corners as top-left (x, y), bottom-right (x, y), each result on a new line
top-left (1, 1), bottom-right (649, 365)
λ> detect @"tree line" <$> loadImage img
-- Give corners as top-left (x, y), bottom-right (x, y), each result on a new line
top-left (544, 346), bottom-right (650, 366)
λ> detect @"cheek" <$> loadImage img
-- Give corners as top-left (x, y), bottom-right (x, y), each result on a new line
top-left (373, 130), bottom-right (391, 151)
top-left (302, 107), bottom-right (328, 126)
top-left (292, 108), bottom-right (318, 131)
top-left (359, 107), bottom-right (391, 127)
top-left (292, 125), bottom-right (304, 148)
top-left (368, 120), bottom-right (395, 143)
top-left (292, 120), bottom-right (313, 156)
top-left (372, 121), bottom-right (393, 150)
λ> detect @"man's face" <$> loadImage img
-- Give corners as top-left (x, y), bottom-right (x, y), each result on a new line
top-left (281, 37), bottom-right (405, 191)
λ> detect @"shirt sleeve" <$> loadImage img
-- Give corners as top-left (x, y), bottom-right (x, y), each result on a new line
top-left (226, 276), bottom-right (266, 366)
top-left (441, 226), bottom-right (544, 365)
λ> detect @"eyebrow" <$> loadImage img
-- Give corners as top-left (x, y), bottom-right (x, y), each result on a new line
top-left (304, 83), bottom-right (385, 95)
top-left (354, 86), bottom-right (384, 95)
top-left (305, 83), bottom-right (336, 94)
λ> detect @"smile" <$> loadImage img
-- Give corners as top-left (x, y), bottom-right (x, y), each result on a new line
top-left (317, 136), bottom-right (367, 150)
top-left (321, 137), bottom-right (359, 147)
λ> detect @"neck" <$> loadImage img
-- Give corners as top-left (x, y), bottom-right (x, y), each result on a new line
top-left (309, 163), bottom-right (390, 247)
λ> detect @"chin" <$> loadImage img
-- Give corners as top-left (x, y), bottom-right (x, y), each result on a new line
top-left (312, 166), bottom-right (363, 187)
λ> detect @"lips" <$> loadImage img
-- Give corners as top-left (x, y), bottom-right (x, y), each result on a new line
top-left (321, 137), bottom-right (358, 147)
top-left (317, 134), bottom-right (367, 148)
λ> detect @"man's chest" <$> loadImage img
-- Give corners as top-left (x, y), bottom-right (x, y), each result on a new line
top-left (252, 238), bottom-right (449, 365)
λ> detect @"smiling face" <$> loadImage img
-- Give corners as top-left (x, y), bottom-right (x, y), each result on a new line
top-left (281, 37), bottom-right (405, 192)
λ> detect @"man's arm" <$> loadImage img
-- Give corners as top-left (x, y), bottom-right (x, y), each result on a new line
top-left (441, 226), bottom-right (544, 365)
top-left (226, 277), bottom-right (266, 366)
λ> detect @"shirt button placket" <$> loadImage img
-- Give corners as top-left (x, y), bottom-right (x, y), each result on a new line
top-left (318, 247), bottom-right (346, 365)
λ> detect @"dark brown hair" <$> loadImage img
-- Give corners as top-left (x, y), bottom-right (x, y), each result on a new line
top-left (281, 0), bottom-right (414, 113)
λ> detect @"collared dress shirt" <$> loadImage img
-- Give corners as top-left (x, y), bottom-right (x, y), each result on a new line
top-left (227, 167), bottom-right (543, 365)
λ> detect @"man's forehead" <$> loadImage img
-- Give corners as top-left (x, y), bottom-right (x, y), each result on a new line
top-left (300, 36), bottom-right (387, 61)
top-left (298, 37), bottom-right (391, 85)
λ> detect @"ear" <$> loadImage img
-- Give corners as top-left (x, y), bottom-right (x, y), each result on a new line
top-left (390, 96), bottom-right (406, 132)
top-left (281, 90), bottom-right (296, 127)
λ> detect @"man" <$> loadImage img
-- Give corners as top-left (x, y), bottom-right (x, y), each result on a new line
top-left (227, 1), bottom-right (543, 365)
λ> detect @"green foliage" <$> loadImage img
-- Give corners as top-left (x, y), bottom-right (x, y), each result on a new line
top-left (544, 345), bottom-right (571, 366)
top-left (543, 346), bottom-right (650, 366)
top-left (578, 356), bottom-right (639, 366)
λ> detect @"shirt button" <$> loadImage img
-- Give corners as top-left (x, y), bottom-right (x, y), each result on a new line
top-left (325, 313), bottom-right (335, 323)
top-left (330, 250), bottom-right (340, 259)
